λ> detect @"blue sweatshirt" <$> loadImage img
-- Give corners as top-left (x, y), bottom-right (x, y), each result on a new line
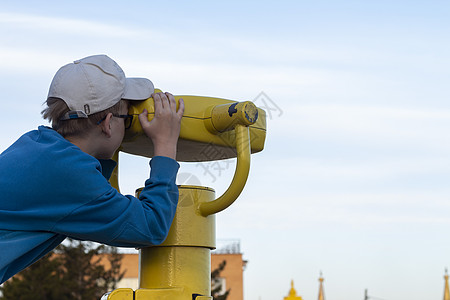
top-left (0, 126), bottom-right (179, 284)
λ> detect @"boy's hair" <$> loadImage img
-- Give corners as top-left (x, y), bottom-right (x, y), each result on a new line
top-left (41, 98), bottom-right (128, 137)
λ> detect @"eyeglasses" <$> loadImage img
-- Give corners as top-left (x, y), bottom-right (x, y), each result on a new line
top-left (97, 114), bottom-right (135, 129)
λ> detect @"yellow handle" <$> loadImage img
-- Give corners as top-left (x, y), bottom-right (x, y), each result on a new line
top-left (204, 101), bottom-right (258, 133)
top-left (198, 124), bottom-right (251, 216)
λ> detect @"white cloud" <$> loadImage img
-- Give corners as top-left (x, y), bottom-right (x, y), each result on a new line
top-left (219, 190), bottom-right (450, 232)
top-left (291, 157), bottom-right (450, 181)
top-left (269, 104), bottom-right (450, 150)
top-left (0, 48), bottom-right (70, 73)
top-left (0, 12), bottom-right (144, 38)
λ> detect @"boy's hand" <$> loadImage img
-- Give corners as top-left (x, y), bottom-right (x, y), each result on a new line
top-left (138, 92), bottom-right (185, 160)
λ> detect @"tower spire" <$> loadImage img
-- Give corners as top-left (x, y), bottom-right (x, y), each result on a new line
top-left (283, 280), bottom-right (303, 300)
top-left (318, 272), bottom-right (325, 300)
top-left (444, 268), bottom-right (449, 300)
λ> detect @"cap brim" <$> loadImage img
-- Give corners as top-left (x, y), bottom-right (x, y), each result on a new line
top-left (123, 78), bottom-right (154, 100)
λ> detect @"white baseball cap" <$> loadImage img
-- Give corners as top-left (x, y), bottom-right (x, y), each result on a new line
top-left (48, 54), bottom-right (154, 119)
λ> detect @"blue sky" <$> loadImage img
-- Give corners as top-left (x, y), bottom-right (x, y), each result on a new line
top-left (1, 1), bottom-right (450, 299)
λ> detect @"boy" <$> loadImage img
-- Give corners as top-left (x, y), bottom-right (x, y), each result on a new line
top-left (0, 54), bottom-right (184, 284)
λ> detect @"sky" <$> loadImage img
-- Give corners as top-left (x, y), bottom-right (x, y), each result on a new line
top-left (1, 1), bottom-right (450, 299)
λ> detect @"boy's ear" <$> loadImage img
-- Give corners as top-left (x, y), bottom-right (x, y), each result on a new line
top-left (99, 113), bottom-right (113, 138)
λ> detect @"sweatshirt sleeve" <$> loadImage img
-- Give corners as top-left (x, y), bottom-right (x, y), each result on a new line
top-left (52, 156), bottom-right (179, 247)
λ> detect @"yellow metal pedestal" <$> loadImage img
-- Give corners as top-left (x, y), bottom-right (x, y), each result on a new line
top-left (138, 185), bottom-right (215, 299)
top-left (138, 247), bottom-right (211, 299)
top-left (108, 186), bottom-right (215, 300)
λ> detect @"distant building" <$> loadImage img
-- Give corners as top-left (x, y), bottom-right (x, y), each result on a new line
top-left (283, 273), bottom-right (325, 300)
top-left (444, 269), bottom-right (449, 300)
top-left (318, 273), bottom-right (325, 300)
top-left (211, 240), bottom-right (247, 300)
top-left (283, 280), bottom-right (303, 300)
top-left (111, 251), bottom-right (139, 290)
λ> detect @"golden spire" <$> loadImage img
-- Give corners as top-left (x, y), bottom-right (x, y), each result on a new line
top-left (318, 272), bottom-right (325, 300)
top-left (444, 268), bottom-right (449, 300)
top-left (283, 280), bottom-right (303, 300)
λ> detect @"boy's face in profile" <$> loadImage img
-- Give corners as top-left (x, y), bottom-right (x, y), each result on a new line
top-left (98, 103), bottom-right (129, 159)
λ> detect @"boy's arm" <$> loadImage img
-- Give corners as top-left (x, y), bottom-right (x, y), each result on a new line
top-left (51, 156), bottom-right (179, 247)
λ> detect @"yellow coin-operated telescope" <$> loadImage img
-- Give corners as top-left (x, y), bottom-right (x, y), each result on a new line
top-left (107, 89), bottom-right (266, 300)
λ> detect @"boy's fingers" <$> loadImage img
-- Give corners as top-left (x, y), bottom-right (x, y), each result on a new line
top-left (177, 98), bottom-right (185, 118)
top-left (152, 93), bottom-right (163, 113)
top-left (165, 92), bottom-right (177, 112)
top-left (158, 92), bottom-right (169, 109)
top-left (138, 109), bottom-right (149, 126)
